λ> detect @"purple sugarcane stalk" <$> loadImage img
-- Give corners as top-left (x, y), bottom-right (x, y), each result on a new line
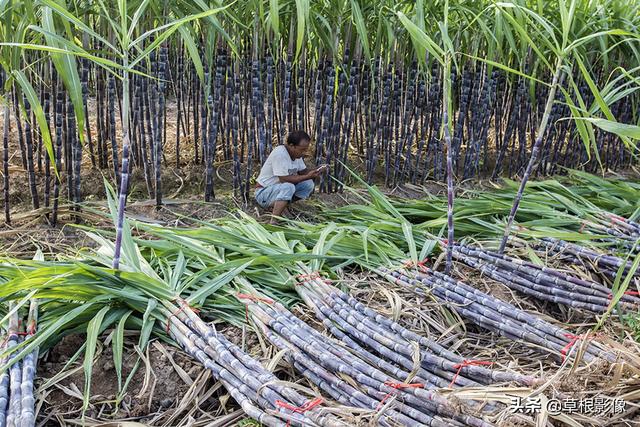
top-left (113, 63), bottom-right (131, 270)
top-left (443, 58), bottom-right (454, 274)
top-left (498, 60), bottom-right (563, 253)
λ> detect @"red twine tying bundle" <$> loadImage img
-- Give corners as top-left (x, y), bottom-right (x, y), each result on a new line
top-left (166, 298), bottom-right (200, 333)
top-left (376, 382), bottom-right (425, 411)
top-left (449, 360), bottom-right (493, 388)
top-left (609, 213), bottom-right (626, 223)
top-left (403, 258), bottom-right (430, 273)
top-left (295, 272), bottom-right (331, 286)
top-left (26, 322), bottom-right (36, 335)
top-left (236, 293), bottom-right (274, 323)
top-left (579, 221), bottom-right (588, 233)
top-left (295, 272), bottom-right (321, 284)
top-left (236, 293), bottom-right (274, 304)
top-left (560, 333), bottom-right (585, 362)
top-left (276, 397), bottom-right (323, 426)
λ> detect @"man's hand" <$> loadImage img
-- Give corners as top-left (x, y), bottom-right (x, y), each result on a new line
top-left (308, 164), bottom-right (328, 177)
top-left (307, 168), bottom-right (322, 178)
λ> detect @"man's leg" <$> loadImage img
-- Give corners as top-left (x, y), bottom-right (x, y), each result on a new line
top-left (292, 179), bottom-right (315, 202)
top-left (272, 200), bottom-right (289, 218)
top-left (256, 183), bottom-right (295, 219)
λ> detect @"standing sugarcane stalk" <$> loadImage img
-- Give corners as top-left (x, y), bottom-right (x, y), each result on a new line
top-left (154, 45), bottom-right (167, 208)
top-left (52, 79), bottom-right (64, 227)
top-left (442, 55), bottom-right (454, 274)
top-left (498, 59), bottom-right (563, 253)
top-left (22, 97), bottom-right (39, 210)
top-left (2, 103), bottom-right (10, 224)
top-left (107, 74), bottom-right (120, 189)
top-left (113, 55), bottom-right (132, 269)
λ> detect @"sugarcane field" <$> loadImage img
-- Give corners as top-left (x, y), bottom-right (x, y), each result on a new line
top-left (2, 0), bottom-right (640, 426)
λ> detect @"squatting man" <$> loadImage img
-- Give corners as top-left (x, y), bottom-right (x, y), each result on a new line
top-left (255, 131), bottom-right (328, 223)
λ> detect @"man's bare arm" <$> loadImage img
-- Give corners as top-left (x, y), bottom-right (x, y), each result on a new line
top-left (278, 169), bottom-right (320, 184)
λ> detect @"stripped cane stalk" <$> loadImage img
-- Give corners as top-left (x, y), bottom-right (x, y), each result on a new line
top-left (498, 59), bottom-right (563, 253)
top-left (6, 306), bottom-right (22, 427)
top-left (0, 325), bottom-right (10, 426)
top-left (19, 300), bottom-right (38, 427)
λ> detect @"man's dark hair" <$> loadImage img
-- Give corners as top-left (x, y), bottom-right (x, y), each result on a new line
top-left (287, 130), bottom-right (311, 146)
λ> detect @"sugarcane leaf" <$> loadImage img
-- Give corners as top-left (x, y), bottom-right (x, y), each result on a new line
top-left (579, 118), bottom-right (640, 140)
top-left (34, 8), bottom-right (83, 147)
top-left (597, 251), bottom-right (640, 328)
top-left (310, 222), bottom-right (336, 272)
top-left (396, 12), bottom-right (443, 65)
top-left (187, 260), bottom-right (252, 305)
top-left (38, 0), bottom-right (117, 52)
top-left (113, 311), bottom-right (131, 393)
top-left (560, 80), bottom-right (594, 160)
top-left (293, 0), bottom-right (308, 61)
top-left (12, 70), bottom-right (56, 178)
top-left (127, 0), bottom-right (151, 44)
top-left (82, 306), bottom-right (111, 413)
top-left (419, 240), bottom-right (437, 262)
top-left (566, 29), bottom-right (635, 54)
top-left (269, 0), bottom-right (279, 37)
top-left (178, 26), bottom-right (204, 82)
top-left (350, 0), bottom-right (370, 61)
top-left (120, 299), bottom-right (156, 400)
top-left (130, 6), bottom-right (230, 67)
top-left (573, 55), bottom-right (634, 151)
top-left (402, 221), bottom-right (418, 264)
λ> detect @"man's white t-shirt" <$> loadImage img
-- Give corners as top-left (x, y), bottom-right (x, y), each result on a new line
top-left (257, 145), bottom-right (306, 187)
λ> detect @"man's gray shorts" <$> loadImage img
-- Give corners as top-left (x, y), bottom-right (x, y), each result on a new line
top-left (255, 180), bottom-right (315, 208)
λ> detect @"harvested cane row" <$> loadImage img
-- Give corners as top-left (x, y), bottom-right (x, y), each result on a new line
top-left (0, 302), bottom-right (38, 427)
top-left (537, 237), bottom-right (640, 281)
top-left (163, 298), bottom-right (345, 427)
top-left (576, 213), bottom-right (640, 252)
top-left (295, 275), bottom-right (536, 389)
top-left (450, 243), bottom-right (640, 314)
top-left (375, 266), bottom-right (618, 365)
top-left (239, 288), bottom-right (492, 427)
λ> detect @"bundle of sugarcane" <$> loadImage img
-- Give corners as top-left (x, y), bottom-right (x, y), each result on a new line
top-left (536, 237), bottom-right (640, 282)
top-left (0, 301), bottom-right (39, 427)
top-left (162, 297), bottom-right (344, 427)
top-left (580, 212), bottom-right (640, 252)
top-left (451, 243), bottom-right (640, 314)
top-left (236, 286), bottom-right (494, 427)
top-left (291, 271), bottom-right (538, 393)
top-left (1, 261), bottom-right (347, 427)
top-left (374, 266), bottom-right (618, 365)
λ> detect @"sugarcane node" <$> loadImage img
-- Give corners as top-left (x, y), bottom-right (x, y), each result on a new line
top-left (165, 302), bottom-right (200, 333)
